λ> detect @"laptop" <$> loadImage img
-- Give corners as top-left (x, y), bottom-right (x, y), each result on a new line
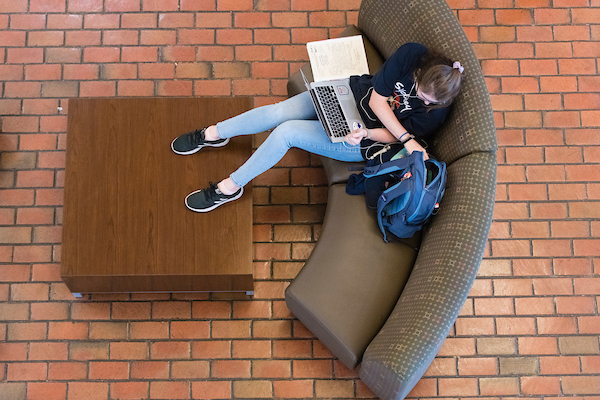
top-left (301, 69), bottom-right (365, 143)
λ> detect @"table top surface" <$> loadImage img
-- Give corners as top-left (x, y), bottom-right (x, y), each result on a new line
top-left (62, 97), bottom-right (253, 282)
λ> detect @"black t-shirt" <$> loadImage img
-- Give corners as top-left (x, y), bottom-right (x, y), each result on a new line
top-left (349, 42), bottom-right (450, 155)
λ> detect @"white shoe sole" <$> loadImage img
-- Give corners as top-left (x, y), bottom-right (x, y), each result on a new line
top-left (171, 137), bottom-right (230, 155)
top-left (185, 187), bottom-right (244, 212)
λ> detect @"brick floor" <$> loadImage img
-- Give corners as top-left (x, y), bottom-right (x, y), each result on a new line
top-left (1, 0), bottom-right (599, 399)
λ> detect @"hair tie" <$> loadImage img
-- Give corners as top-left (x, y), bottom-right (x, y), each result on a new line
top-left (453, 61), bottom-right (464, 73)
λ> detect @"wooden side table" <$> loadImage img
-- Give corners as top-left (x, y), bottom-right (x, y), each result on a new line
top-left (61, 97), bottom-right (254, 295)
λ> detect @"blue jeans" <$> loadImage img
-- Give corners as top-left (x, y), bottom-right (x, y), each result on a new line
top-left (216, 91), bottom-right (364, 187)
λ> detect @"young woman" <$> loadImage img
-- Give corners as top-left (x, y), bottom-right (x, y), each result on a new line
top-left (171, 42), bottom-right (464, 212)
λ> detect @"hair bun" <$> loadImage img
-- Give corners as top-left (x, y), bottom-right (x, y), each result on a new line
top-left (453, 61), bottom-right (464, 73)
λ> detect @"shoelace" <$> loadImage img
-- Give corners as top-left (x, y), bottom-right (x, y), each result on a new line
top-left (204, 182), bottom-right (221, 201)
top-left (187, 128), bottom-right (205, 147)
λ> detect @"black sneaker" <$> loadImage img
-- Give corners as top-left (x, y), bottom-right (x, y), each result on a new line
top-left (185, 182), bottom-right (243, 212)
top-left (171, 128), bottom-right (229, 155)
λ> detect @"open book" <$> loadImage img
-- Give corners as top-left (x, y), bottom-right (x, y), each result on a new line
top-left (307, 35), bottom-right (369, 82)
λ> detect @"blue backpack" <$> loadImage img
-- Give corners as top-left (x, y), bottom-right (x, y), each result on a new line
top-left (362, 151), bottom-right (447, 242)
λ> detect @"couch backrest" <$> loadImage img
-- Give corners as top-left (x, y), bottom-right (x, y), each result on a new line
top-left (357, 2), bottom-right (497, 399)
top-left (358, 0), bottom-right (497, 164)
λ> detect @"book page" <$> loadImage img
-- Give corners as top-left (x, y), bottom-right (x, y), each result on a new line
top-left (307, 35), bottom-right (369, 82)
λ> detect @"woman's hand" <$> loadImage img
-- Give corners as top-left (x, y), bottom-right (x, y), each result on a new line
top-left (403, 139), bottom-right (429, 160)
top-left (344, 128), bottom-right (367, 146)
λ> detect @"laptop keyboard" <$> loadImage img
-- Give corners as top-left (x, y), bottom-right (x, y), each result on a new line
top-left (315, 86), bottom-right (350, 138)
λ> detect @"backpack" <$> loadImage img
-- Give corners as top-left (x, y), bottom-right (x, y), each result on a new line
top-left (362, 151), bottom-right (447, 242)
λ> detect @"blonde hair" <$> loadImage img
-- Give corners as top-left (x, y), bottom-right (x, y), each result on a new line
top-left (415, 51), bottom-right (463, 109)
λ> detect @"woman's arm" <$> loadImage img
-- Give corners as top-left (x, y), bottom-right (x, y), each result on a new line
top-left (368, 90), bottom-right (409, 140)
top-left (367, 91), bottom-right (430, 159)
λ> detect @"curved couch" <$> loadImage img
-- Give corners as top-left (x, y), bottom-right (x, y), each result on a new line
top-left (284, 0), bottom-right (497, 399)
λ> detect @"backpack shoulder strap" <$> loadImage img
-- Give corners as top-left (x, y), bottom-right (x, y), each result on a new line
top-left (376, 178), bottom-right (414, 242)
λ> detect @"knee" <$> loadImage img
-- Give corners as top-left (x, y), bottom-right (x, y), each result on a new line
top-left (269, 120), bottom-right (299, 147)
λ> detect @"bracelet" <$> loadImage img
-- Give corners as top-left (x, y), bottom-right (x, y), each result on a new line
top-left (399, 132), bottom-right (410, 141)
top-left (400, 133), bottom-right (415, 144)
top-left (366, 128), bottom-right (372, 139)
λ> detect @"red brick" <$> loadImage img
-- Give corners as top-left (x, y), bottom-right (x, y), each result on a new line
top-left (159, 46), bottom-right (195, 62)
top-left (556, 296), bottom-right (596, 314)
top-left (498, 9), bottom-right (533, 24)
top-left (194, 79), bottom-right (232, 96)
top-left (496, 317), bottom-right (536, 335)
top-left (170, 361), bottom-right (210, 379)
top-left (174, 62), bottom-right (211, 79)
top-left (83, 47), bottom-right (120, 63)
top-left (535, 8), bottom-right (571, 24)
top-left (30, 0), bottom-right (65, 12)
top-left (138, 63), bottom-right (175, 79)
top-left (179, 29), bottom-right (216, 44)
top-left (140, 29), bottom-right (176, 45)
top-left (234, 12), bottom-right (270, 27)
top-left (212, 360), bottom-right (251, 378)
top-left (192, 340), bottom-right (231, 359)
top-left (273, 380), bottom-right (313, 398)
top-left (551, 221), bottom-right (589, 238)
top-left (455, 316), bottom-right (495, 336)
top-left (110, 382), bottom-right (149, 399)
top-left (0, 342), bottom-right (28, 361)
top-left (103, 30), bottom-right (139, 45)
top-left (556, 25), bottom-right (592, 42)
top-left (17, 171), bottom-right (54, 187)
top-left (27, 30), bottom-right (64, 47)
top-left (518, 337), bottom-right (558, 354)
top-left (89, 361), bottom-right (129, 380)
top-left (65, 30), bottom-right (101, 46)
top-left (211, 320), bottom-right (251, 339)
top-left (252, 360), bottom-right (291, 378)
top-left (521, 376), bottom-right (561, 395)
top-left (27, 382), bottom-right (66, 400)
top-left (272, 12), bottom-right (309, 27)
top-left (233, 301), bottom-right (271, 319)
top-left (110, 342), bottom-right (149, 360)
top-left (292, 359), bottom-right (332, 378)
top-left (531, 202), bottom-right (568, 219)
top-left (67, 383), bottom-right (109, 400)
top-left (192, 381), bottom-right (231, 399)
top-left (581, 355), bottom-right (600, 373)
top-left (10, 14), bottom-right (46, 30)
top-left (7, 362), bottom-right (47, 381)
top-left (68, 0), bottom-right (103, 12)
top-left (121, 46), bottom-right (158, 62)
top-left (170, 321), bottom-right (210, 339)
top-left (150, 341), bottom-right (190, 359)
top-left (7, 322), bottom-right (47, 340)
top-left (30, 302), bottom-right (67, 321)
top-left (13, 245), bottom-right (52, 262)
top-left (48, 361), bottom-right (87, 379)
top-left (507, 184), bottom-right (547, 201)
top-left (540, 355), bottom-right (580, 374)
top-left (537, 316), bottom-right (577, 335)
top-left (84, 13), bottom-right (120, 29)
top-left (157, 12), bottom-right (194, 28)
top-left (559, 58), bottom-right (597, 75)
top-left (121, 13), bottom-right (157, 28)
top-left (130, 361), bottom-right (169, 379)
top-left (117, 80), bottom-right (155, 96)
top-left (47, 14), bottom-right (83, 29)
top-left (101, 63), bottom-right (137, 79)
top-left (562, 375), bottom-right (600, 395)
top-left (21, 99), bottom-right (57, 116)
top-left (515, 296), bottom-right (555, 315)
top-left (534, 274), bottom-right (574, 292)
top-left (573, 277), bottom-right (600, 294)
